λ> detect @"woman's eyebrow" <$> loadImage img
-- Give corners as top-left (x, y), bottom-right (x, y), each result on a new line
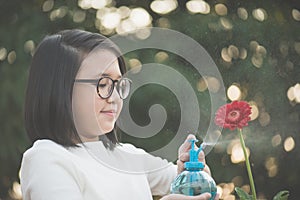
top-left (101, 73), bottom-right (122, 79)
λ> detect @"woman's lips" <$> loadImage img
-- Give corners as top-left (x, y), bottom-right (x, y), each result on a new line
top-left (101, 110), bottom-right (117, 117)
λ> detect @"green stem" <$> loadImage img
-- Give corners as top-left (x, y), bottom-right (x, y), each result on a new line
top-left (238, 128), bottom-right (257, 200)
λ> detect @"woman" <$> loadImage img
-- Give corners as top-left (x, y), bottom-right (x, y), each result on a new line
top-left (20, 29), bottom-right (216, 200)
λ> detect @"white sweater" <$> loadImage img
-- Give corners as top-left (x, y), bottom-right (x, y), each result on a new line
top-left (20, 139), bottom-right (177, 200)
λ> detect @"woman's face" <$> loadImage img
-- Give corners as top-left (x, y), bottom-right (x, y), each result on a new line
top-left (72, 50), bottom-right (123, 143)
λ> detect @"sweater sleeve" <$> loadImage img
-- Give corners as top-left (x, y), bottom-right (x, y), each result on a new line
top-left (121, 144), bottom-right (177, 196)
top-left (145, 157), bottom-right (177, 196)
top-left (20, 141), bottom-right (84, 200)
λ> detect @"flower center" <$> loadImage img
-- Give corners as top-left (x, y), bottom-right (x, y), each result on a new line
top-left (227, 110), bottom-right (241, 122)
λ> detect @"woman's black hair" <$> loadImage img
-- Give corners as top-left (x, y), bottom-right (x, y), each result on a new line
top-left (24, 29), bottom-right (126, 147)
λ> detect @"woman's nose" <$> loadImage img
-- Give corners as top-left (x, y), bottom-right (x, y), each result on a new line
top-left (107, 87), bottom-right (119, 103)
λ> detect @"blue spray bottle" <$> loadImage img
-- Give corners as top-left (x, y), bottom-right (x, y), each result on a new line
top-left (170, 139), bottom-right (217, 200)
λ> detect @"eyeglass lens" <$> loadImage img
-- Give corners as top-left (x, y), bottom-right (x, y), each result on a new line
top-left (97, 77), bottom-right (130, 99)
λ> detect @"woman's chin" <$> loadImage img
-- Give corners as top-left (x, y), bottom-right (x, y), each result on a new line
top-left (100, 127), bottom-right (114, 134)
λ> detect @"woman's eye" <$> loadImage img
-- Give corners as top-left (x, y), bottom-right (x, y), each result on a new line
top-left (98, 84), bottom-right (107, 88)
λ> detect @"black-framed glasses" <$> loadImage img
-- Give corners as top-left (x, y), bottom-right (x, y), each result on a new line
top-left (75, 77), bottom-right (131, 99)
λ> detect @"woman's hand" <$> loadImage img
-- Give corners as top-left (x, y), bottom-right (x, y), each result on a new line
top-left (160, 193), bottom-right (212, 200)
top-left (177, 134), bottom-right (211, 175)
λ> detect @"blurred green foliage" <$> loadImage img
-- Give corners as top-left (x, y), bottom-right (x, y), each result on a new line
top-left (0, 0), bottom-right (299, 199)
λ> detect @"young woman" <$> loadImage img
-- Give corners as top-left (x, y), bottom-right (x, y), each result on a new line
top-left (20, 29), bottom-right (217, 200)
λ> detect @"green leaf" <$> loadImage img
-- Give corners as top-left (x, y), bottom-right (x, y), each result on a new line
top-left (235, 187), bottom-right (253, 200)
top-left (273, 190), bottom-right (290, 200)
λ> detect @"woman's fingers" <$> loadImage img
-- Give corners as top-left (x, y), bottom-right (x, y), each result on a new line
top-left (176, 160), bottom-right (184, 174)
top-left (178, 134), bottom-right (196, 154)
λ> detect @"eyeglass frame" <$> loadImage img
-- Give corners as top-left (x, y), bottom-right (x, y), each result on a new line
top-left (74, 76), bottom-right (132, 99)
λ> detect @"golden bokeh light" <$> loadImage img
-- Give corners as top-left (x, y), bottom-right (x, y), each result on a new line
top-left (130, 8), bottom-right (152, 28)
top-left (156, 17), bottom-right (171, 28)
top-left (150, 0), bottom-right (178, 15)
top-left (186, 0), bottom-right (210, 14)
top-left (228, 45), bottom-right (239, 59)
top-left (217, 182), bottom-right (236, 200)
top-left (197, 77), bottom-right (208, 92)
top-left (227, 84), bottom-right (241, 101)
top-left (249, 43), bottom-right (266, 68)
top-left (116, 19), bottom-right (136, 34)
top-left (287, 86), bottom-right (295, 101)
top-left (284, 136), bottom-right (295, 152)
top-left (206, 76), bottom-right (221, 93)
top-left (96, 7), bottom-right (110, 20)
top-left (265, 157), bottom-right (278, 177)
top-left (249, 41), bottom-right (259, 51)
top-left (222, 186), bottom-right (232, 197)
top-left (117, 6), bottom-right (131, 19)
top-left (24, 40), bottom-right (35, 53)
top-left (128, 58), bottom-right (142, 74)
top-left (102, 12), bottom-right (121, 29)
top-left (24, 40), bottom-right (35, 56)
top-left (287, 83), bottom-right (300, 103)
top-left (78, 0), bottom-right (92, 9)
top-left (248, 101), bottom-right (259, 120)
top-left (215, 4), bottom-right (228, 16)
top-left (258, 112), bottom-right (270, 126)
top-left (237, 7), bottom-right (248, 20)
top-left (49, 6), bottom-right (68, 21)
top-left (294, 84), bottom-right (300, 103)
top-left (271, 134), bottom-right (282, 147)
top-left (265, 157), bottom-right (276, 170)
top-left (98, 25), bottom-right (115, 35)
top-left (221, 45), bottom-right (247, 61)
top-left (239, 48), bottom-right (247, 59)
top-left (135, 28), bottom-right (152, 40)
top-left (292, 9), bottom-right (300, 21)
top-left (228, 140), bottom-right (250, 164)
top-left (197, 76), bottom-right (220, 93)
top-left (7, 51), bottom-right (16, 64)
top-left (220, 17), bottom-right (233, 30)
top-left (155, 51), bottom-right (169, 63)
top-left (73, 10), bottom-right (86, 23)
top-left (227, 139), bottom-right (238, 155)
top-left (42, 0), bottom-right (54, 12)
top-left (78, 0), bottom-right (108, 10)
top-left (224, 183), bottom-right (235, 193)
top-left (268, 165), bottom-right (278, 177)
top-left (0, 47), bottom-right (7, 61)
top-left (252, 8), bottom-right (267, 22)
top-left (85, 3), bottom-right (152, 35)
top-left (231, 143), bottom-right (250, 163)
top-left (251, 55), bottom-right (263, 68)
top-left (256, 45), bottom-right (267, 57)
top-left (221, 47), bottom-right (232, 62)
top-left (241, 185), bottom-right (250, 194)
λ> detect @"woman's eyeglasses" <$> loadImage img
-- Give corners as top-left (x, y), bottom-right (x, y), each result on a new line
top-left (75, 77), bottom-right (131, 99)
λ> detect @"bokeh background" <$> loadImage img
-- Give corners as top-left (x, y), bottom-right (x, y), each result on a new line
top-left (0, 0), bottom-right (299, 199)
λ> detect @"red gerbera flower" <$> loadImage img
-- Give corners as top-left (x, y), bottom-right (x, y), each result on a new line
top-left (215, 101), bottom-right (252, 130)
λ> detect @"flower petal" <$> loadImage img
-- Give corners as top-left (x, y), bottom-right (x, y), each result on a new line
top-left (214, 101), bottom-right (252, 130)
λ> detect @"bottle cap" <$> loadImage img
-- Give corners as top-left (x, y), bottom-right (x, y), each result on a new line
top-left (184, 139), bottom-right (205, 170)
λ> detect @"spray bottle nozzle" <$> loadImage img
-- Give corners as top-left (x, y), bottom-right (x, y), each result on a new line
top-left (184, 139), bottom-right (205, 170)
